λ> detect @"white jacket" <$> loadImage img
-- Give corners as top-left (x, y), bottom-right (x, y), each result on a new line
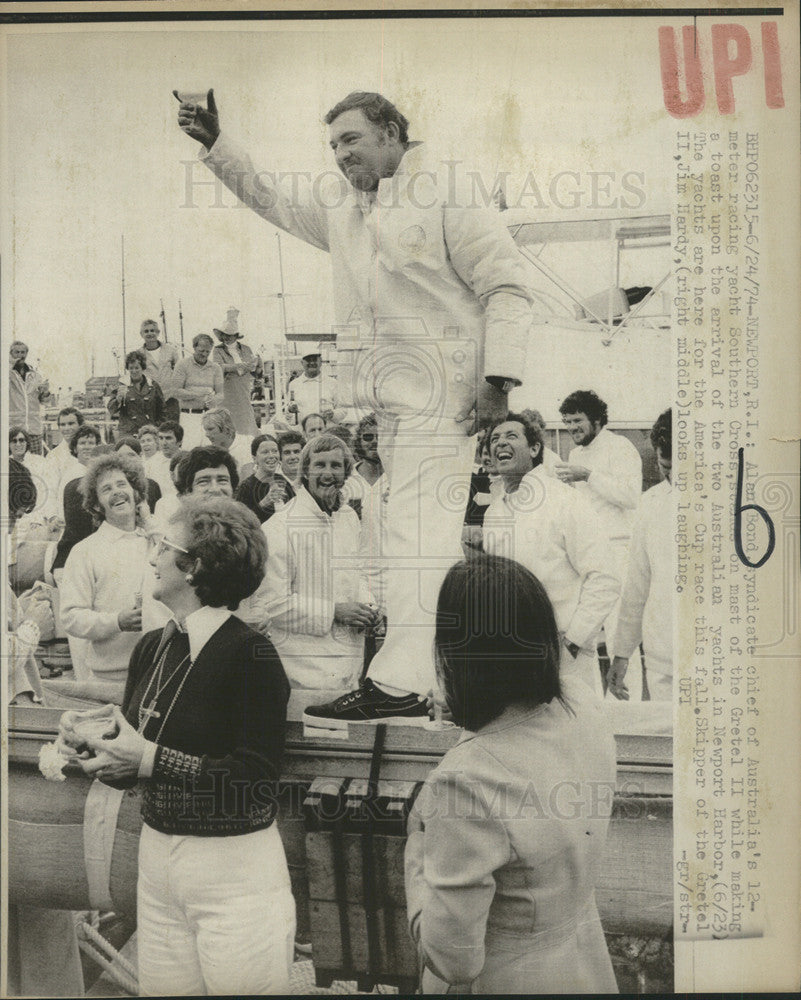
top-left (201, 136), bottom-right (533, 420)
top-left (483, 466), bottom-right (620, 651)
top-left (568, 427), bottom-right (642, 545)
top-left (248, 486), bottom-right (365, 691)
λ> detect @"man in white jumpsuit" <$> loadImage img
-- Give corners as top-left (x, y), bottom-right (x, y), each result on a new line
top-left (177, 89), bottom-right (533, 725)
top-left (556, 388), bottom-right (643, 697)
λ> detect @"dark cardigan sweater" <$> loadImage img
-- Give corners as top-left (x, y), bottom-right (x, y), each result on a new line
top-left (115, 615), bottom-right (290, 837)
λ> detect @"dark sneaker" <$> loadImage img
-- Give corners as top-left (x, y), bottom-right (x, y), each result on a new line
top-left (303, 679), bottom-right (430, 730)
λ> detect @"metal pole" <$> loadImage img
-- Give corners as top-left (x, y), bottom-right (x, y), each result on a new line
top-left (276, 233), bottom-right (294, 354)
top-left (178, 299), bottom-right (185, 355)
top-left (121, 235), bottom-right (127, 356)
top-left (160, 299), bottom-right (169, 343)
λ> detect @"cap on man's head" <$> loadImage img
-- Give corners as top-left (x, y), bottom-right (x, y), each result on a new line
top-left (302, 349), bottom-right (322, 360)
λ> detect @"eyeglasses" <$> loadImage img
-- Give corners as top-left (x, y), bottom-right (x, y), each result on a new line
top-left (156, 536), bottom-right (189, 556)
top-left (11, 436), bottom-right (27, 443)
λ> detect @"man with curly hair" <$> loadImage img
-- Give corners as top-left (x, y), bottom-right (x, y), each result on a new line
top-left (59, 453), bottom-right (158, 699)
top-left (557, 389), bottom-right (643, 695)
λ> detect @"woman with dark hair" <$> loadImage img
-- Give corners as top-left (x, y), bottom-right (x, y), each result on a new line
top-left (108, 349), bottom-right (165, 435)
top-left (60, 498), bottom-right (294, 994)
top-left (50, 425), bottom-right (103, 575)
top-left (235, 433), bottom-right (295, 523)
top-left (8, 426), bottom-right (44, 522)
top-left (405, 553), bottom-right (618, 994)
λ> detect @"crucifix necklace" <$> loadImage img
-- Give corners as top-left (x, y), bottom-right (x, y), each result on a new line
top-left (137, 643), bottom-right (192, 735)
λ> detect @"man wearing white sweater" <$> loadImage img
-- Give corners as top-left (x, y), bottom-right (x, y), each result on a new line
top-left (60, 454), bottom-right (157, 702)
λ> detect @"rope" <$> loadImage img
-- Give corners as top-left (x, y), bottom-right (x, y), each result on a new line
top-left (76, 920), bottom-right (139, 995)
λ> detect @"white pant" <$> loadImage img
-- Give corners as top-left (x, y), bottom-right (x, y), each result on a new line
top-left (601, 539), bottom-right (643, 702)
top-left (366, 413), bottom-right (476, 696)
top-left (137, 823), bottom-right (295, 996)
top-left (179, 412), bottom-right (206, 450)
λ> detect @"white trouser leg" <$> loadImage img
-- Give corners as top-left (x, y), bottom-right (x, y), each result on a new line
top-left (137, 824), bottom-right (295, 996)
top-left (137, 826), bottom-right (206, 996)
top-left (366, 414), bottom-right (475, 696)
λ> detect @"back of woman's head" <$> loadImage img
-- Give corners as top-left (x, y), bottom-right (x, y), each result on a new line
top-left (435, 554), bottom-right (562, 731)
top-left (170, 497), bottom-right (266, 610)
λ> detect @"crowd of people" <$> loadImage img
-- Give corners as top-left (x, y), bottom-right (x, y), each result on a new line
top-left (8, 351), bottom-right (674, 715)
top-left (6, 89), bottom-right (675, 996)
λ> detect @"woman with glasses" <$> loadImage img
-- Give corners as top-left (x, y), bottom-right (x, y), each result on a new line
top-left (405, 554), bottom-right (618, 994)
top-left (60, 497), bottom-right (294, 995)
top-left (8, 426), bottom-right (46, 520)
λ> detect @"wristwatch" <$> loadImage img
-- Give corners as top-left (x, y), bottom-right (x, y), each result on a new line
top-left (485, 376), bottom-right (518, 393)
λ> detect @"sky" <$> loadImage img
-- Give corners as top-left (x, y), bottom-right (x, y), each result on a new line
top-left (3, 15), bottom-right (686, 393)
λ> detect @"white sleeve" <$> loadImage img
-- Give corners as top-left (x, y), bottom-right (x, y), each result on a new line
top-left (585, 438), bottom-right (642, 512)
top-left (443, 202), bottom-right (533, 383)
top-left (201, 133), bottom-right (330, 253)
top-left (612, 510), bottom-right (650, 659)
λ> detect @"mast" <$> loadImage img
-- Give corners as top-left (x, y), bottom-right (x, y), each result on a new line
top-left (276, 233), bottom-right (294, 354)
top-left (160, 299), bottom-right (169, 343)
top-left (178, 299), bottom-right (185, 355)
top-left (121, 235), bottom-right (127, 356)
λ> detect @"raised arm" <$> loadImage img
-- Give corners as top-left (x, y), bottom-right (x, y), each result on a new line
top-left (175, 88), bottom-right (330, 252)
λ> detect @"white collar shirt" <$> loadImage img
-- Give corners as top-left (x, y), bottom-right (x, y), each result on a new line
top-left (181, 604), bottom-right (232, 663)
